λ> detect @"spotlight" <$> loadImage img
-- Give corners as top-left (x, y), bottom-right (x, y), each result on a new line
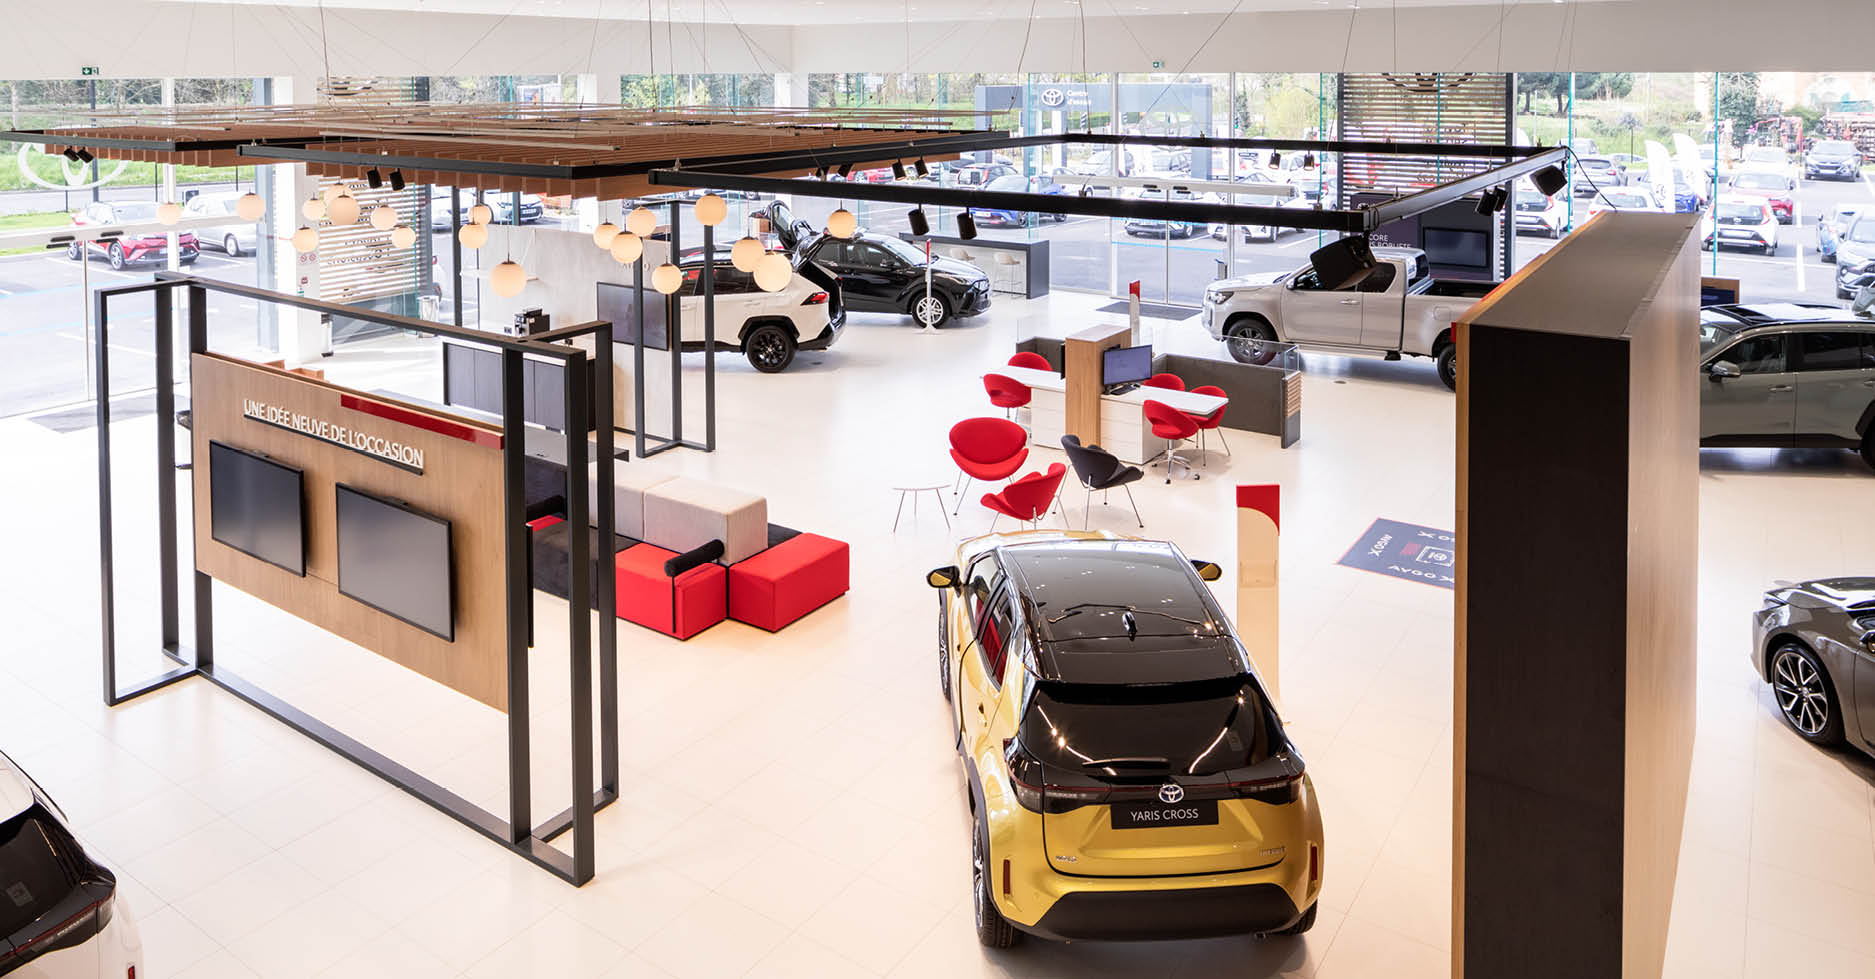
top-left (956, 211), bottom-right (978, 240)
top-left (1302, 152), bottom-right (1317, 170)
top-left (1532, 165), bottom-right (1568, 197)
top-left (388, 170), bottom-right (406, 191)
top-left (837, 161), bottom-right (853, 179)
top-left (815, 165), bottom-right (828, 181)
top-left (907, 207), bottom-right (929, 236)
top-left (1268, 152), bottom-right (1281, 169)
top-left (1308, 235), bottom-right (1377, 290)
top-left (366, 168), bottom-right (383, 189)
top-left (75, 149), bottom-right (94, 164)
top-left (892, 160), bottom-right (907, 180)
top-left (61, 146), bottom-right (80, 162)
top-left (1475, 187), bottom-right (1506, 216)
top-left (914, 158), bottom-right (929, 178)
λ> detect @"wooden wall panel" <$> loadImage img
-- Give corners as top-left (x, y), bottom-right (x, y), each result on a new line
top-left (190, 354), bottom-right (510, 710)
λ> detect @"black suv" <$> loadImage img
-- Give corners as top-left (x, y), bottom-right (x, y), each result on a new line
top-left (1699, 303), bottom-right (1875, 469)
top-left (764, 202), bottom-right (991, 327)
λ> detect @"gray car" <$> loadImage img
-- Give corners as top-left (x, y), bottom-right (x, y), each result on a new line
top-left (181, 191), bottom-right (260, 257)
top-left (1699, 304), bottom-right (1875, 470)
top-left (1753, 578), bottom-right (1875, 751)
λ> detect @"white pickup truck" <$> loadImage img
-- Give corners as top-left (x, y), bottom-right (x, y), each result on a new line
top-left (1200, 247), bottom-right (1497, 390)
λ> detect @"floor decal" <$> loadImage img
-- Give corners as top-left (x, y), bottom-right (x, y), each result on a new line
top-left (1337, 518), bottom-right (1456, 589)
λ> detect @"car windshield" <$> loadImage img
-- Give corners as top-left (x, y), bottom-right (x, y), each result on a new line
top-left (1814, 140), bottom-right (1856, 155)
top-left (871, 234), bottom-right (927, 265)
top-left (1733, 172), bottom-right (1785, 190)
top-left (1744, 147), bottom-right (1784, 163)
top-left (112, 202), bottom-right (160, 221)
top-left (1017, 676), bottom-right (1277, 778)
top-left (1716, 202), bottom-right (1767, 225)
top-left (1845, 218), bottom-right (1875, 244)
top-left (1603, 191), bottom-right (1650, 209)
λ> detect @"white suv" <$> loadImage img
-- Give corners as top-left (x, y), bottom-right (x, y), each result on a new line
top-left (1, 751), bottom-right (142, 977)
top-left (672, 253), bottom-right (845, 373)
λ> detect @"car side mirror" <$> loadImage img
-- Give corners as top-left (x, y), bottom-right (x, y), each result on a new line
top-left (1708, 361), bottom-right (1741, 380)
top-left (1192, 560), bottom-right (1223, 582)
top-left (1861, 630), bottom-right (1875, 654)
top-left (927, 565), bottom-right (961, 589)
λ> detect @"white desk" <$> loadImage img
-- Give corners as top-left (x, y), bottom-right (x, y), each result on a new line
top-left (986, 365), bottom-right (1228, 465)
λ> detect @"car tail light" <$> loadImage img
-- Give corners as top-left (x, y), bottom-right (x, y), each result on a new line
top-left (801, 291), bottom-right (829, 305)
top-left (0, 891), bottom-right (115, 973)
top-left (1004, 739), bottom-right (1111, 814)
top-left (1309, 843), bottom-right (1319, 884)
top-left (1220, 772), bottom-right (1303, 805)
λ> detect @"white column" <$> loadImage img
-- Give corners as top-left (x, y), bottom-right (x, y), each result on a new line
top-left (273, 75), bottom-right (330, 366)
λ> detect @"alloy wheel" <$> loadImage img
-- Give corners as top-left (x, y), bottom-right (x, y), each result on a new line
top-left (915, 295), bottom-right (947, 327)
top-left (1772, 649), bottom-right (1829, 735)
top-left (749, 331), bottom-right (789, 371)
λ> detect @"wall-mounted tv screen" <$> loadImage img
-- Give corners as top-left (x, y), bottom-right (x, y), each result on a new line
top-left (208, 441), bottom-right (306, 576)
top-left (1424, 227), bottom-right (1490, 270)
top-left (596, 281), bottom-right (669, 351)
top-left (335, 484), bottom-right (455, 641)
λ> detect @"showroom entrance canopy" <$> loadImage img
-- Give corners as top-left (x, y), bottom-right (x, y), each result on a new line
top-left (5, 101), bottom-right (1566, 234)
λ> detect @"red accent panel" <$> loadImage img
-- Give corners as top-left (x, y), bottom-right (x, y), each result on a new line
top-left (526, 515), bottom-right (564, 531)
top-left (1236, 484), bottom-right (1280, 529)
top-left (339, 393), bottom-right (504, 450)
top-left (1128, 280), bottom-right (1141, 297)
top-left (727, 533), bottom-right (850, 632)
top-left (616, 544), bottom-right (726, 640)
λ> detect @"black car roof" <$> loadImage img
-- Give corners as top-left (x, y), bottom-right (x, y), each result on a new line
top-left (1702, 302), bottom-right (1864, 328)
top-left (998, 540), bottom-right (1248, 685)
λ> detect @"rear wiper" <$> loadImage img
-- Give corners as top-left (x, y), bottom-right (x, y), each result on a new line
top-left (1081, 756), bottom-right (1170, 770)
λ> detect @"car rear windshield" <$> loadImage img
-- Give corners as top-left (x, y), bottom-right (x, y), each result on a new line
top-left (1716, 202), bottom-right (1766, 224)
top-left (0, 808), bottom-right (85, 937)
top-left (113, 202), bottom-right (160, 222)
top-left (1018, 676), bottom-right (1277, 778)
top-left (1604, 191), bottom-right (1650, 209)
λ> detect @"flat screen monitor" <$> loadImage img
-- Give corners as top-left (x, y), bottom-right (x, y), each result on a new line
top-left (1424, 227), bottom-right (1490, 269)
top-left (595, 280), bottom-right (669, 351)
top-left (1102, 344), bottom-right (1153, 387)
top-left (334, 484), bottom-right (455, 641)
top-left (207, 441), bottom-right (305, 576)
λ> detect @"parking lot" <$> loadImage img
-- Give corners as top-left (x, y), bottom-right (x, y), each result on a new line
top-left (3, 171), bottom-right (1872, 418)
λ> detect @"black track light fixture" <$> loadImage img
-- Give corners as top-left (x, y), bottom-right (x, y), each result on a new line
top-left (75, 148), bottom-right (94, 164)
top-left (1532, 165), bottom-right (1568, 197)
top-left (914, 158), bottom-right (929, 178)
top-left (891, 160), bottom-right (907, 180)
top-left (1268, 151), bottom-right (1281, 169)
top-left (366, 168), bottom-right (384, 189)
top-left (1475, 186), bottom-right (1508, 216)
top-left (837, 161), bottom-right (853, 179)
top-left (1302, 152), bottom-right (1317, 170)
top-left (908, 206), bottom-right (929, 236)
top-left (956, 211), bottom-right (978, 240)
top-left (815, 165), bottom-right (828, 181)
top-left (61, 146), bottom-right (80, 162)
top-left (388, 169), bottom-right (406, 191)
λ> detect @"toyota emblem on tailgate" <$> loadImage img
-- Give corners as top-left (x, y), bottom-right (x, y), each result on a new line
top-left (1158, 783), bottom-right (1184, 804)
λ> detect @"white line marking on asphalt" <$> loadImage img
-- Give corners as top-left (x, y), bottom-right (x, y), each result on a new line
top-left (1794, 238), bottom-right (1805, 291)
top-left (57, 332), bottom-right (155, 358)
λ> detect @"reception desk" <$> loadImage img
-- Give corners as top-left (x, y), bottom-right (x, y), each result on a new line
top-left (990, 365), bottom-right (1227, 464)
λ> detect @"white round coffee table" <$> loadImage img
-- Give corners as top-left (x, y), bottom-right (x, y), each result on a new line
top-left (891, 477), bottom-right (952, 531)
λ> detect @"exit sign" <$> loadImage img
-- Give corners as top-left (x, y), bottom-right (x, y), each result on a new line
top-left (79, 66), bottom-right (100, 76)
top-left (1150, 60), bottom-right (1164, 69)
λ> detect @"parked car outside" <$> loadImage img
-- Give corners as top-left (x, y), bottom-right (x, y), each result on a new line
top-left (1698, 306), bottom-right (1875, 468)
top-left (953, 164), bottom-right (1019, 188)
top-left (1207, 188), bottom-right (1313, 241)
top-left (1753, 578), bottom-right (1875, 754)
top-left (926, 531), bottom-right (1322, 946)
top-left (1834, 216), bottom-right (1875, 298)
top-left (1728, 168), bottom-right (1796, 224)
top-left (969, 174), bottom-right (1069, 226)
top-left (1818, 204), bottom-right (1863, 264)
top-left (1513, 187), bottom-right (1570, 238)
top-left (1571, 155), bottom-right (1626, 195)
top-left (1123, 186), bottom-right (1205, 239)
top-left (67, 201), bottom-right (199, 269)
top-left (1740, 143), bottom-right (1797, 182)
top-left (1703, 196), bottom-right (1780, 255)
top-left (180, 191), bottom-right (261, 257)
top-left (1587, 185), bottom-right (1664, 219)
top-left (0, 749), bottom-right (144, 978)
top-left (1804, 139), bottom-right (1864, 181)
top-left (428, 187), bottom-right (544, 229)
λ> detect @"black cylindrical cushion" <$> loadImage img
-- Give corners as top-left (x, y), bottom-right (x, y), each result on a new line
top-left (664, 539), bottom-right (725, 578)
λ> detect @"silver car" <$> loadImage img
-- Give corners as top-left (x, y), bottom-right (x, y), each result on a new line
top-left (1753, 578), bottom-right (1875, 752)
top-left (181, 191), bottom-right (260, 257)
top-left (1698, 305), bottom-right (1875, 471)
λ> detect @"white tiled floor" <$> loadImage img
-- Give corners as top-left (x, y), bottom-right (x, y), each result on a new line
top-left (2, 288), bottom-right (1871, 977)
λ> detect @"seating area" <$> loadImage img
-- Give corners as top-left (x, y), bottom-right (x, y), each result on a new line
top-left (525, 456), bottom-right (849, 638)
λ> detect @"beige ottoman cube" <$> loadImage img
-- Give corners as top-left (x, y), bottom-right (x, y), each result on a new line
top-left (585, 462), bottom-right (676, 541)
top-left (642, 478), bottom-right (768, 564)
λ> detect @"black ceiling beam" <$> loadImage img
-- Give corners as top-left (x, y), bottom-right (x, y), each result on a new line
top-left (1366, 147), bottom-right (1568, 228)
top-left (1059, 132), bottom-right (1545, 159)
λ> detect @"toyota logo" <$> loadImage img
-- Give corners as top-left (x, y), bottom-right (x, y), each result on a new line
top-left (1040, 88), bottom-right (1066, 107)
top-left (1158, 783), bottom-right (1184, 804)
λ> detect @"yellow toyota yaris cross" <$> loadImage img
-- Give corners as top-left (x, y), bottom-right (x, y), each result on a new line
top-left (927, 530), bottom-right (1323, 947)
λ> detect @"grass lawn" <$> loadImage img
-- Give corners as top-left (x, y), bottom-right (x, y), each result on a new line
top-left (0, 211), bottom-right (74, 257)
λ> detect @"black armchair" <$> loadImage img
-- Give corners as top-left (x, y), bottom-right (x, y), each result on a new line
top-left (1060, 435), bottom-right (1144, 529)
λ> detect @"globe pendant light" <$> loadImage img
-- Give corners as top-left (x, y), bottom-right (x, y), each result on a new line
top-left (729, 235), bottom-right (764, 273)
top-left (235, 192), bottom-right (264, 221)
top-left (369, 205), bottom-right (398, 231)
top-left (327, 192), bottom-right (361, 226)
top-left (291, 226), bottom-right (319, 253)
top-left (459, 222), bottom-right (488, 249)
top-left (321, 182), bottom-right (345, 205)
top-left (156, 201), bottom-right (181, 225)
top-left (754, 252), bottom-right (792, 292)
top-left (301, 196), bottom-right (327, 221)
top-left (469, 202), bottom-right (493, 226)
top-left (491, 260), bottom-right (527, 298)
top-left (389, 225), bottom-right (416, 249)
top-left (650, 262), bottom-right (683, 295)
top-left (592, 222), bottom-right (621, 248)
top-left (693, 193), bottom-right (727, 227)
top-left (626, 206), bottom-right (657, 237)
top-left (826, 207), bottom-right (857, 238)
top-left (609, 231), bottom-right (643, 263)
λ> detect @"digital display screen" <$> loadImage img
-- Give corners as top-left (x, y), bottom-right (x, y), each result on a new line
top-left (208, 441), bottom-right (306, 576)
top-left (596, 281), bottom-right (669, 351)
top-left (335, 484), bottom-right (455, 641)
top-left (1102, 344), bottom-right (1153, 386)
top-left (1424, 228), bottom-right (1490, 269)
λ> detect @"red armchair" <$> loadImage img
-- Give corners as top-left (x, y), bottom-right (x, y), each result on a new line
top-left (1144, 399), bottom-right (1200, 482)
top-left (981, 463), bottom-right (1067, 530)
top-left (983, 372), bottom-right (1032, 419)
top-left (949, 417), bottom-right (1029, 514)
top-left (1144, 372), bottom-right (1185, 392)
top-left (1185, 384), bottom-right (1230, 462)
top-left (1007, 351), bottom-right (1053, 371)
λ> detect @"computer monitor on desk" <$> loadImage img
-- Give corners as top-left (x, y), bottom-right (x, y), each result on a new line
top-left (1102, 344), bottom-right (1152, 394)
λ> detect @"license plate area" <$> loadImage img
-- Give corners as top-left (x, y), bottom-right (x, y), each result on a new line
top-left (1110, 799), bottom-right (1219, 829)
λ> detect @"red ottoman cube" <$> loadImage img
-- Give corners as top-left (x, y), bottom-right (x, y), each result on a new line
top-left (728, 533), bottom-right (850, 632)
top-left (615, 543), bottom-right (726, 640)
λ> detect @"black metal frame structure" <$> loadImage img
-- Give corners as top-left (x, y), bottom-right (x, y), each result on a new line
top-left (629, 199), bottom-right (716, 458)
top-left (96, 272), bottom-right (619, 885)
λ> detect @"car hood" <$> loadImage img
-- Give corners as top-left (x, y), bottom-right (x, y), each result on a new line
top-left (1809, 152), bottom-right (1857, 162)
top-left (928, 256), bottom-right (987, 281)
top-left (1210, 272), bottom-right (1286, 291)
top-left (1837, 238), bottom-right (1875, 263)
top-left (1772, 577), bottom-right (1875, 610)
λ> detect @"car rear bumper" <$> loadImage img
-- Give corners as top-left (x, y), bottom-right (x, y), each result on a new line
top-left (799, 312), bottom-right (844, 351)
top-left (1021, 882), bottom-right (1304, 941)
